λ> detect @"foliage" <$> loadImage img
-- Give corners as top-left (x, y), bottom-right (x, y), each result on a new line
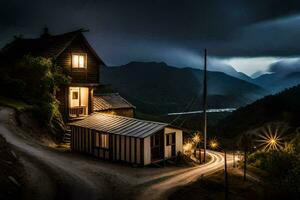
top-left (0, 96), bottom-right (31, 111)
top-left (217, 85), bottom-right (300, 138)
top-left (248, 132), bottom-right (300, 199)
top-left (1, 55), bottom-right (71, 136)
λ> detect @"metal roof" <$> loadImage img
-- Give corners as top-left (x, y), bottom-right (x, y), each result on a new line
top-left (93, 93), bottom-right (135, 111)
top-left (68, 113), bottom-right (168, 138)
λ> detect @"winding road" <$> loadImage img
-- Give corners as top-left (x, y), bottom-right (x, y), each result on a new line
top-left (0, 107), bottom-right (233, 200)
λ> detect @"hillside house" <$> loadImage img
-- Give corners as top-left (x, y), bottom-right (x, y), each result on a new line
top-left (1, 28), bottom-right (104, 120)
top-left (1, 28), bottom-right (183, 166)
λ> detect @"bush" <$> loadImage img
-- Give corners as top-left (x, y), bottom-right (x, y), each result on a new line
top-left (1, 55), bottom-right (71, 137)
top-left (249, 133), bottom-right (300, 199)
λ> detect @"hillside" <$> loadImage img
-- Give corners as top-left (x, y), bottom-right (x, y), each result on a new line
top-left (101, 62), bottom-right (266, 115)
top-left (254, 72), bottom-right (300, 93)
top-left (216, 85), bottom-right (300, 138)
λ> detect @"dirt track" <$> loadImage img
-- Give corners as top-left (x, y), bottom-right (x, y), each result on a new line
top-left (0, 107), bottom-right (232, 200)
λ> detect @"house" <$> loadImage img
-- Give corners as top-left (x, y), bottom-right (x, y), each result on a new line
top-left (1, 28), bottom-right (183, 165)
top-left (93, 93), bottom-right (135, 117)
top-left (69, 113), bottom-right (183, 165)
top-left (1, 28), bottom-right (104, 121)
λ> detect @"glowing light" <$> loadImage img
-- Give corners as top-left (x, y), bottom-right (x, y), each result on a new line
top-left (209, 138), bottom-right (218, 149)
top-left (183, 142), bottom-right (193, 153)
top-left (72, 54), bottom-right (86, 68)
top-left (192, 133), bottom-right (201, 144)
top-left (257, 125), bottom-right (283, 151)
top-left (72, 55), bottom-right (79, 67)
top-left (79, 55), bottom-right (85, 68)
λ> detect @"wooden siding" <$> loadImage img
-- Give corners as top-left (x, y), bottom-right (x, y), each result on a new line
top-left (55, 34), bottom-right (100, 84)
top-left (70, 126), bottom-right (146, 165)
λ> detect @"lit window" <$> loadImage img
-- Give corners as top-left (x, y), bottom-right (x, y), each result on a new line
top-left (72, 53), bottom-right (86, 68)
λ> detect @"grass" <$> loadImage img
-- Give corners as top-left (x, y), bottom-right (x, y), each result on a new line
top-left (0, 96), bottom-right (31, 111)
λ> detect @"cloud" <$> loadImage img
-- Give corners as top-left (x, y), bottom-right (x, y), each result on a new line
top-left (268, 58), bottom-right (300, 74)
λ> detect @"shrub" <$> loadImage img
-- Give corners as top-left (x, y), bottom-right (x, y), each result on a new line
top-left (249, 133), bottom-right (300, 198)
top-left (1, 55), bottom-right (71, 137)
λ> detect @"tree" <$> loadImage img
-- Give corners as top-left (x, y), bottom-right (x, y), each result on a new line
top-left (2, 55), bottom-right (71, 138)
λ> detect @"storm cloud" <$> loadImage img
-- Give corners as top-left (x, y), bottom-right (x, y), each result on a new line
top-left (1, 0), bottom-right (300, 73)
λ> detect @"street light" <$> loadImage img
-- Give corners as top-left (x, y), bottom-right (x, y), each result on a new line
top-left (209, 138), bottom-right (229, 200)
top-left (257, 128), bottom-right (283, 151)
top-left (192, 132), bottom-right (202, 163)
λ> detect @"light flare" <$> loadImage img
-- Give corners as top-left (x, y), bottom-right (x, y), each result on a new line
top-left (257, 125), bottom-right (283, 151)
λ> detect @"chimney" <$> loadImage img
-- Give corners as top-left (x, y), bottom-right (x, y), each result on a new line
top-left (41, 26), bottom-right (51, 38)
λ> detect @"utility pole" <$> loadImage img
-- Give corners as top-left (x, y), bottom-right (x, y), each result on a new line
top-left (203, 49), bottom-right (207, 163)
top-left (224, 151), bottom-right (229, 200)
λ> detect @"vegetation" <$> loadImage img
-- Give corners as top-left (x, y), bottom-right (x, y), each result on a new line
top-left (0, 96), bottom-right (31, 111)
top-left (245, 130), bottom-right (300, 199)
top-left (217, 85), bottom-right (300, 138)
top-left (1, 55), bottom-right (71, 138)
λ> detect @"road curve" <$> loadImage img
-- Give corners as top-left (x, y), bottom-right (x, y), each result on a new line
top-left (0, 107), bottom-right (232, 200)
top-left (137, 150), bottom-right (233, 200)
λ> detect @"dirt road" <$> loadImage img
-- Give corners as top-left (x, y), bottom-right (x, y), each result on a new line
top-left (0, 107), bottom-right (233, 200)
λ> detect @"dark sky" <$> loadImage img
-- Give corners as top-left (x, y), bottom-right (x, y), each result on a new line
top-left (1, 0), bottom-right (300, 75)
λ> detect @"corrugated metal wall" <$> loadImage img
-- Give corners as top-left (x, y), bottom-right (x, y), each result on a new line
top-left (71, 126), bottom-right (145, 165)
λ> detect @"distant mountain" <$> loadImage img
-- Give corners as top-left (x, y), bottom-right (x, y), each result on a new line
top-left (253, 58), bottom-right (300, 93)
top-left (254, 72), bottom-right (300, 93)
top-left (206, 62), bottom-right (254, 83)
top-left (251, 70), bottom-right (265, 79)
top-left (216, 85), bottom-right (300, 138)
top-left (100, 62), bottom-right (266, 115)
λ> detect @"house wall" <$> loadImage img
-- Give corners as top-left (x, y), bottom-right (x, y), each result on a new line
top-left (55, 34), bottom-right (102, 120)
top-left (164, 127), bottom-right (183, 158)
top-left (57, 86), bottom-right (93, 120)
top-left (55, 34), bottom-right (101, 84)
top-left (143, 136), bottom-right (151, 165)
top-left (70, 126), bottom-right (145, 165)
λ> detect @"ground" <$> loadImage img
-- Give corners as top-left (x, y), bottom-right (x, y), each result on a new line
top-left (0, 135), bottom-right (25, 200)
top-left (168, 166), bottom-right (270, 200)
top-left (0, 107), bottom-right (233, 200)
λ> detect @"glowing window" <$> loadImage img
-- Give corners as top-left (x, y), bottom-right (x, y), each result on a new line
top-left (72, 53), bottom-right (86, 68)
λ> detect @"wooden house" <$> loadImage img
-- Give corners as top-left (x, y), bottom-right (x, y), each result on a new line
top-left (1, 28), bottom-right (105, 120)
top-left (69, 113), bottom-right (183, 166)
top-left (1, 28), bottom-right (184, 165)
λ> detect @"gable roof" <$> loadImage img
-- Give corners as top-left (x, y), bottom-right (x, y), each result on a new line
top-left (1, 29), bottom-right (105, 65)
top-left (68, 113), bottom-right (168, 138)
top-left (93, 93), bottom-right (135, 111)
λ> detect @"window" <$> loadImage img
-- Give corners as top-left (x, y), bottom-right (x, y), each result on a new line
top-left (72, 53), bottom-right (86, 68)
top-left (95, 132), bottom-right (109, 149)
top-left (72, 91), bottom-right (79, 100)
top-left (151, 134), bottom-right (160, 147)
top-left (166, 133), bottom-right (176, 146)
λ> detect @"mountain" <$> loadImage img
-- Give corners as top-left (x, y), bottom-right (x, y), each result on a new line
top-left (206, 62), bottom-right (254, 83)
top-left (216, 84), bottom-right (300, 138)
top-left (100, 62), bottom-right (266, 115)
top-left (254, 72), bottom-right (300, 93)
top-left (253, 58), bottom-right (300, 93)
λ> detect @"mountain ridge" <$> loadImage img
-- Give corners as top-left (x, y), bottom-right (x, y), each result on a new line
top-left (100, 61), bottom-right (266, 115)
